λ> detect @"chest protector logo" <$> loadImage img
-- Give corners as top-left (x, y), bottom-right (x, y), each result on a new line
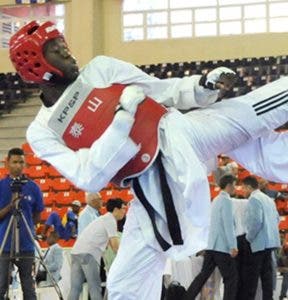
top-left (48, 81), bottom-right (167, 185)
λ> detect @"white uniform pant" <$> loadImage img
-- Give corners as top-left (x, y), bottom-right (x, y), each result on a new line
top-left (184, 77), bottom-right (288, 182)
top-left (184, 77), bottom-right (288, 164)
top-left (107, 210), bottom-right (166, 300)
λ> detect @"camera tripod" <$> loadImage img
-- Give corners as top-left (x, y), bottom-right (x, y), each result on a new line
top-left (0, 196), bottom-right (64, 300)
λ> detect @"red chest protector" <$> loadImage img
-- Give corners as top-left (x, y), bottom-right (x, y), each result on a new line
top-left (48, 83), bottom-right (168, 186)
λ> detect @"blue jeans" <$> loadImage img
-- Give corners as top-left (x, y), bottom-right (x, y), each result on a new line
top-left (68, 253), bottom-right (102, 300)
top-left (0, 252), bottom-right (36, 300)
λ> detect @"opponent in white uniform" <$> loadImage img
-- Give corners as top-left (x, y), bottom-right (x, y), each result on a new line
top-left (9, 21), bottom-right (287, 300)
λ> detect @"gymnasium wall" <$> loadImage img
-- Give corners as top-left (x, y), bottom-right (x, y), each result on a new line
top-left (0, 0), bottom-right (288, 72)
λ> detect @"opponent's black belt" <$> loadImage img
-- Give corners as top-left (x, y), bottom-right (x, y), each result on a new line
top-left (133, 152), bottom-right (183, 251)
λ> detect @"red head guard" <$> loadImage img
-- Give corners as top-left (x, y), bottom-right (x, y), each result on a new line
top-left (9, 20), bottom-right (66, 83)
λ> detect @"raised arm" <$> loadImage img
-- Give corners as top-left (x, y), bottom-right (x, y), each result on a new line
top-left (86, 56), bottom-right (236, 110)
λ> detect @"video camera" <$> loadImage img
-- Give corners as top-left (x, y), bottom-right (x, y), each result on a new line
top-left (10, 175), bottom-right (29, 193)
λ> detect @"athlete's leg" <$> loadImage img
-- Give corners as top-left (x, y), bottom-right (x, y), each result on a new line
top-left (227, 130), bottom-right (288, 183)
top-left (183, 77), bottom-right (288, 163)
top-left (107, 208), bottom-right (166, 300)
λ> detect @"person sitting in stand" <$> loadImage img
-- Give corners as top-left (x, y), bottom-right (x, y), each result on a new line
top-left (42, 200), bottom-right (81, 240)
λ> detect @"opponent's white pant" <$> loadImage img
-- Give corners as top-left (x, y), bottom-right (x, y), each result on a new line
top-left (228, 130), bottom-right (288, 183)
top-left (183, 77), bottom-right (288, 178)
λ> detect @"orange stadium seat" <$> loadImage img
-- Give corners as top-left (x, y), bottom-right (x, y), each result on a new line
top-left (52, 177), bottom-right (73, 191)
top-left (40, 207), bottom-right (53, 222)
top-left (24, 165), bottom-right (48, 179)
top-left (210, 185), bottom-right (221, 200)
top-left (53, 206), bottom-right (68, 219)
top-left (46, 165), bottom-right (62, 178)
top-left (42, 191), bottom-right (56, 206)
top-left (22, 143), bottom-right (33, 155)
top-left (237, 168), bottom-right (251, 181)
top-left (268, 182), bottom-right (288, 192)
top-left (73, 190), bottom-right (86, 203)
top-left (0, 166), bottom-right (8, 179)
top-left (34, 178), bottom-right (53, 192)
top-left (25, 154), bottom-right (44, 166)
top-left (54, 191), bottom-right (76, 205)
top-left (99, 189), bottom-right (114, 202)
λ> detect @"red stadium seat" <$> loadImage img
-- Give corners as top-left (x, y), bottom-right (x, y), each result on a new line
top-left (25, 154), bottom-right (44, 166)
top-left (34, 178), bottom-right (53, 192)
top-left (54, 191), bottom-right (76, 205)
top-left (73, 190), bottom-right (86, 203)
top-left (53, 206), bottom-right (68, 219)
top-left (100, 189), bottom-right (114, 202)
top-left (46, 165), bottom-right (62, 178)
top-left (210, 185), bottom-right (221, 200)
top-left (0, 166), bottom-right (8, 179)
top-left (22, 142), bottom-right (34, 155)
top-left (237, 167), bottom-right (251, 181)
top-left (41, 207), bottom-right (53, 222)
top-left (24, 165), bottom-right (48, 179)
top-left (52, 177), bottom-right (73, 191)
top-left (42, 191), bottom-right (56, 206)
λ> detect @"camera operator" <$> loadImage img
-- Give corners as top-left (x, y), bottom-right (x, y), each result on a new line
top-left (0, 148), bottom-right (44, 300)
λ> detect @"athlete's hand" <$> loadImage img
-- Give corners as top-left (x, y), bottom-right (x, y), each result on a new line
top-left (204, 67), bottom-right (237, 90)
top-left (119, 85), bottom-right (145, 115)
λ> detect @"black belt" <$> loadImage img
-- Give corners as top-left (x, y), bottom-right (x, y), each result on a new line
top-left (133, 152), bottom-right (183, 251)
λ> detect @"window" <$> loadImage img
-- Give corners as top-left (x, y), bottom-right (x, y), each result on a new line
top-left (122, 0), bottom-right (288, 41)
top-left (0, 3), bottom-right (65, 49)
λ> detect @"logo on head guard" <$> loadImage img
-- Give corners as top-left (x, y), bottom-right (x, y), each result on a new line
top-left (69, 122), bottom-right (84, 138)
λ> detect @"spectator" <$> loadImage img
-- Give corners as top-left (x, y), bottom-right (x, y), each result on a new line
top-left (36, 231), bottom-right (63, 287)
top-left (68, 198), bottom-right (126, 300)
top-left (42, 200), bottom-right (81, 240)
top-left (0, 148), bottom-right (44, 300)
top-left (240, 176), bottom-right (281, 300)
top-left (259, 178), bottom-right (285, 200)
top-left (183, 175), bottom-right (238, 300)
top-left (213, 154), bottom-right (231, 185)
top-left (78, 192), bottom-right (102, 234)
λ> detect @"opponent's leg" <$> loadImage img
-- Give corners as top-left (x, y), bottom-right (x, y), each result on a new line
top-left (183, 77), bottom-right (288, 163)
top-left (227, 130), bottom-right (288, 183)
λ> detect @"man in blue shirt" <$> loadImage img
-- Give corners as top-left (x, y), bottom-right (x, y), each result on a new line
top-left (183, 174), bottom-right (238, 300)
top-left (0, 148), bottom-right (44, 300)
top-left (43, 200), bottom-right (81, 240)
top-left (78, 192), bottom-right (102, 234)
